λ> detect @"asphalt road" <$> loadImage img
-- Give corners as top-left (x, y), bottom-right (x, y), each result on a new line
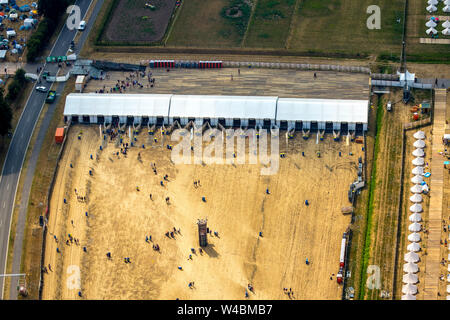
top-left (0, 0), bottom-right (101, 299)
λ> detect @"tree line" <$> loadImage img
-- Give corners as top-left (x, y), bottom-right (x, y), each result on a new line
top-left (27, 0), bottom-right (73, 61)
top-left (0, 69), bottom-right (27, 136)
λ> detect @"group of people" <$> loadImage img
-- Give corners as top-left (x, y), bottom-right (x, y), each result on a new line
top-left (94, 70), bottom-right (157, 94)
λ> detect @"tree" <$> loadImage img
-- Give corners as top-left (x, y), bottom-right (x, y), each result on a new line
top-left (38, 0), bottom-right (71, 22)
top-left (0, 88), bottom-right (12, 136)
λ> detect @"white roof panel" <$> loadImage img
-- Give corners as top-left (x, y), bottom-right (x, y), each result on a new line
top-left (169, 95), bottom-right (278, 120)
top-left (64, 93), bottom-right (172, 117)
top-left (276, 98), bottom-right (368, 123)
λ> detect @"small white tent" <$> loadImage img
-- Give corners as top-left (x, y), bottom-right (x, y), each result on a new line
top-left (411, 175), bottom-right (424, 184)
top-left (444, 5), bottom-right (450, 13)
top-left (401, 294), bottom-right (416, 300)
top-left (426, 27), bottom-right (438, 34)
top-left (413, 140), bottom-right (425, 148)
top-left (403, 262), bottom-right (419, 273)
top-left (427, 0), bottom-right (438, 5)
top-left (410, 184), bottom-right (423, 193)
top-left (405, 251), bottom-right (420, 263)
top-left (445, 0), bottom-right (450, 6)
top-left (443, 28), bottom-right (450, 36)
top-left (403, 273), bottom-right (419, 284)
top-left (412, 166), bottom-right (424, 175)
top-left (402, 283), bottom-right (418, 294)
top-left (408, 222), bottom-right (422, 232)
top-left (412, 148), bottom-right (425, 157)
top-left (422, 184), bottom-right (429, 192)
top-left (413, 131), bottom-right (425, 139)
top-left (409, 213), bottom-right (422, 223)
top-left (408, 233), bottom-right (421, 242)
top-left (425, 19), bottom-right (437, 28)
top-left (443, 20), bottom-right (450, 28)
top-left (407, 242), bottom-right (421, 252)
top-left (412, 157), bottom-right (425, 166)
top-left (426, 5), bottom-right (437, 13)
top-left (410, 194), bottom-right (423, 203)
top-left (409, 203), bottom-right (423, 213)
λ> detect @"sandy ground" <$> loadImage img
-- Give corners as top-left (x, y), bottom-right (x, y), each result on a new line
top-left (42, 124), bottom-right (364, 300)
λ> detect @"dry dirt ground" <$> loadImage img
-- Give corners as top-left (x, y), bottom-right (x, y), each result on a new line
top-left (42, 125), bottom-right (364, 300)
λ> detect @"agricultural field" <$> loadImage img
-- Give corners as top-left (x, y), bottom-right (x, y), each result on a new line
top-left (166, 0), bottom-right (245, 48)
top-left (41, 125), bottom-right (364, 299)
top-left (102, 0), bottom-right (178, 43)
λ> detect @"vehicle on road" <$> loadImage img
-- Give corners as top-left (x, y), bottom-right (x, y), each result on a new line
top-left (386, 101), bottom-right (392, 112)
top-left (46, 90), bottom-right (56, 103)
top-left (35, 86), bottom-right (48, 93)
top-left (78, 21), bottom-right (86, 31)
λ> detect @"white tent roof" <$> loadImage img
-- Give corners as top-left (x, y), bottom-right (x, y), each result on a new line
top-left (403, 263), bottom-right (419, 274)
top-left (443, 20), bottom-right (450, 28)
top-left (412, 148), bottom-right (425, 157)
top-left (407, 242), bottom-right (421, 252)
top-left (425, 19), bottom-right (437, 27)
top-left (444, 5), bottom-right (450, 13)
top-left (443, 28), bottom-right (450, 36)
top-left (403, 273), bottom-right (419, 284)
top-left (411, 175), bottom-right (424, 184)
top-left (445, 0), bottom-right (450, 6)
top-left (414, 131), bottom-right (425, 139)
top-left (408, 233), bottom-right (421, 242)
top-left (412, 157), bottom-right (425, 166)
top-left (448, 285), bottom-right (450, 293)
top-left (410, 204), bottom-right (423, 213)
top-left (275, 98), bottom-right (368, 124)
top-left (426, 27), bottom-right (438, 34)
top-left (401, 294), bottom-right (416, 300)
top-left (422, 184), bottom-right (429, 192)
top-left (410, 194), bottom-right (423, 203)
top-left (428, 0), bottom-right (438, 5)
top-left (404, 251), bottom-right (420, 262)
top-left (412, 166), bottom-right (424, 175)
top-left (64, 94), bottom-right (172, 118)
top-left (426, 5), bottom-right (437, 12)
top-left (409, 213), bottom-right (422, 222)
top-left (169, 95), bottom-right (278, 120)
top-left (402, 283), bottom-right (418, 294)
top-left (410, 184), bottom-right (423, 193)
top-left (408, 222), bottom-right (422, 232)
top-left (413, 140), bottom-right (425, 148)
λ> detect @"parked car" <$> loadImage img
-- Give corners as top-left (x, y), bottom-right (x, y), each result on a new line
top-left (386, 101), bottom-right (392, 111)
top-left (36, 86), bottom-right (48, 92)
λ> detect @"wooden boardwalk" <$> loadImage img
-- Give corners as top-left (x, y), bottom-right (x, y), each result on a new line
top-left (419, 38), bottom-right (450, 45)
top-left (423, 89), bottom-right (448, 300)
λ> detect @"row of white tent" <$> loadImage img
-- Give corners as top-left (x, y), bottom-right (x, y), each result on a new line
top-left (426, 19), bottom-right (450, 36)
top-left (402, 131), bottom-right (427, 300)
top-left (426, 0), bottom-right (450, 13)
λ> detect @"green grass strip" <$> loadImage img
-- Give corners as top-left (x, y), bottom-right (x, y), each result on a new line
top-left (358, 98), bottom-right (384, 299)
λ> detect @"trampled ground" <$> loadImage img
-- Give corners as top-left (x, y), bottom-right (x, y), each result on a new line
top-left (42, 125), bottom-right (364, 299)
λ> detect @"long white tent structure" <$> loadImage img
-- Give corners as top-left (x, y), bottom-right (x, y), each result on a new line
top-left (63, 93), bottom-right (369, 131)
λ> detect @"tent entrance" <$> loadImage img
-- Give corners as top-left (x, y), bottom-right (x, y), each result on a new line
top-left (263, 119), bottom-right (271, 129)
top-left (248, 119), bottom-right (256, 127)
top-left (127, 116), bottom-right (134, 126)
top-left (141, 117), bottom-right (149, 126)
top-left (97, 116), bottom-right (104, 124)
top-left (156, 117), bottom-right (164, 126)
top-left (295, 121), bottom-right (302, 131)
top-left (82, 115), bottom-right (90, 123)
top-left (233, 118), bottom-right (241, 127)
top-left (279, 121), bottom-right (288, 130)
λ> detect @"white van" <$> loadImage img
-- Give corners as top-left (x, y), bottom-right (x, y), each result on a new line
top-left (77, 21), bottom-right (86, 31)
top-left (386, 101), bottom-right (392, 112)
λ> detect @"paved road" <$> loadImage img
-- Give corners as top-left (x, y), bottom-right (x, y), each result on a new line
top-left (0, 0), bottom-right (102, 299)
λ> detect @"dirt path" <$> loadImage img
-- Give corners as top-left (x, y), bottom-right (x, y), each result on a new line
top-left (42, 125), bottom-right (363, 299)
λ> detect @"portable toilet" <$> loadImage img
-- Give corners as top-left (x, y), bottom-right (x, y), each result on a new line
top-left (55, 128), bottom-right (65, 144)
top-left (24, 18), bottom-right (34, 28)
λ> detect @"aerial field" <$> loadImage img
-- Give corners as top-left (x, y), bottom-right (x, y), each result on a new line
top-left (102, 0), bottom-right (178, 43)
top-left (42, 125), bottom-right (364, 299)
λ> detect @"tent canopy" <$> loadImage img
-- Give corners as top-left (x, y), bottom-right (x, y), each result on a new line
top-left (408, 232), bottom-right (421, 242)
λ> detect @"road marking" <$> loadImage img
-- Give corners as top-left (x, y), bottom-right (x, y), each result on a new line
top-left (6, 184), bottom-right (9, 191)
top-left (2, 202), bottom-right (5, 209)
